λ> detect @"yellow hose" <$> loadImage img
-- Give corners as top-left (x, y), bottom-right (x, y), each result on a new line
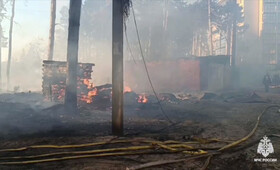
top-left (0, 139), bottom-right (184, 153)
top-left (0, 105), bottom-right (278, 166)
top-left (0, 139), bottom-right (131, 152)
top-left (183, 149), bottom-right (207, 155)
top-left (0, 139), bottom-right (206, 153)
top-left (0, 151), bottom-right (152, 165)
top-left (218, 105), bottom-right (279, 151)
top-left (0, 144), bottom-right (195, 160)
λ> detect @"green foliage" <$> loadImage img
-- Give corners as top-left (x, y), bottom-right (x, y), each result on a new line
top-left (212, 0), bottom-right (246, 33)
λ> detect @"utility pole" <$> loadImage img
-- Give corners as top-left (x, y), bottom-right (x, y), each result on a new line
top-left (64, 0), bottom-right (82, 113)
top-left (112, 0), bottom-right (124, 136)
top-left (47, 0), bottom-right (56, 61)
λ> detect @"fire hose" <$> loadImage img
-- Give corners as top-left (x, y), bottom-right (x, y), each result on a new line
top-left (0, 105), bottom-right (278, 169)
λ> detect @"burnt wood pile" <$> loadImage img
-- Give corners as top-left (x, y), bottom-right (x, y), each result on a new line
top-left (42, 60), bottom-right (95, 102)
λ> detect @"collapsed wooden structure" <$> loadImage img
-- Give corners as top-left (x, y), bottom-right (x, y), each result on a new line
top-left (42, 60), bottom-right (95, 102)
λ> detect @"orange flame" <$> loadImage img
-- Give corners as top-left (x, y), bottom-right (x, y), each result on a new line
top-left (124, 86), bottom-right (132, 93)
top-left (80, 79), bottom-right (98, 103)
top-left (138, 94), bottom-right (148, 103)
top-left (83, 79), bottom-right (95, 89)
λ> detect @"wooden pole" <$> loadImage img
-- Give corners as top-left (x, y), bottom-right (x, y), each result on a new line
top-left (47, 0), bottom-right (56, 61)
top-left (112, 0), bottom-right (124, 136)
top-left (6, 0), bottom-right (15, 91)
top-left (64, 0), bottom-right (82, 113)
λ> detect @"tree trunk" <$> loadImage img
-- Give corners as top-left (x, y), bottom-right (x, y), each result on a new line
top-left (47, 0), bottom-right (56, 61)
top-left (147, 26), bottom-right (152, 59)
top-left (226, 25), bottom-right (231, 56)
top-left (231, 19), bottom-right (236, 67)
top-left (219, 31), bottom-right (222, 55)
top-left (6, 0), bottom-right (15, 91)
top-left (64, 0), bottom-right (82, 113)
top-left (162, 0), bottom-right (169, 59)
top-left (198, 33), bottom-right (202, 56)
top-left (208, 0), bottom-right (213, 55)
top-left (112, 0), bottom-right (124, 136)
top-left (192, 33), bottom-right (195, 55)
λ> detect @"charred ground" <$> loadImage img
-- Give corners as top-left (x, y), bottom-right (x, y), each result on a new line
top-left (0, 89), bottom-right (279, 169)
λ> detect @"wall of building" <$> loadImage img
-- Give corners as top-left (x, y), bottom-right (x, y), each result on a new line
top-left (125, 58), bottom-right (230, 93)
top-left (200, 59), bottom-right (231, 91)
top-left (261, 0), bottom-right (280, 65)
top-left (124, 59), bottom-right (201, 93)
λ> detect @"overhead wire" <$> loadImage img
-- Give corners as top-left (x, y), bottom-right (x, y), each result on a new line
top-left (124, 24), bottom-right (137, 64)
top-left (131, 3), bottom-right (173, 124)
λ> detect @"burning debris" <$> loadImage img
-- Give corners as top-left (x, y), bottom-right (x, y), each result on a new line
top-left (42, 60), bottom-right (95, 103)
top-left (80, 78), bottom-right (98, 103)
top-left (42, 60), bottom-right (185, 107)
top-left (137, 94), bottom-right (148, 103)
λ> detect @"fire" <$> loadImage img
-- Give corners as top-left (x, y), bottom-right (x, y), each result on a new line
top-left (80, 88), bottom-right (98, 104)
top-left (80, 79), bottom-right (98, 103)
top-left (83, 79), bottom-right (95, 89)
top-left (88, 89), bottom-right (97, 97)
top-left (124, 86), bottom-right (132, 93)
top-left (138, 94), bottom-right (148, 103)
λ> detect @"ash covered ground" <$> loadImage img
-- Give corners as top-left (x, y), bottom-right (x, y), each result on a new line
top-left (0, 89), bottom-right (279, 169)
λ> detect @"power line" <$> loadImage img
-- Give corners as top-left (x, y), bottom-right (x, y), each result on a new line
top-left (131, 4), bottom-right (173, 124)
top-left (124, 25), bottom-right (136, 64)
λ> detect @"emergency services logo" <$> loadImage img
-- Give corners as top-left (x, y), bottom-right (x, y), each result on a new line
top-left (254, 136), bottom-right (277, 162)
top-left (257, 136), bottom-right (274, 157)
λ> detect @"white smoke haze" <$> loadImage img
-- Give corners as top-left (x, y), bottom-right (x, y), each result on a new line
top-left (0, 0), bottom-right (267, 93)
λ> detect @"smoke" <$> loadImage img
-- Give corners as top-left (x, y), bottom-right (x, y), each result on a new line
top-left (1, 0), bottom-right (267, 93)
top-left (1, 38), bottom-right (46, 92)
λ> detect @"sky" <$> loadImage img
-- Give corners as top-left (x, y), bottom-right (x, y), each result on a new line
top-left (2, 0), bottom-right (69, 61)
top-left (1, 0), bottom-right (197, 62)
